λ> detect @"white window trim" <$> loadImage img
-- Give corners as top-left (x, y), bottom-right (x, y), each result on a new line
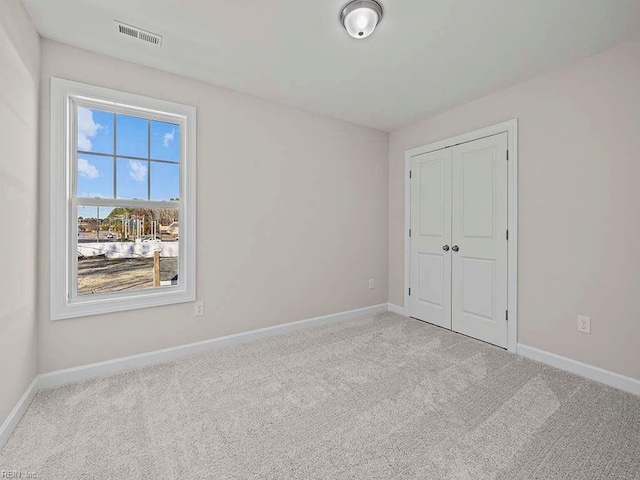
top-left (50, 78), bottom-right (196, 321)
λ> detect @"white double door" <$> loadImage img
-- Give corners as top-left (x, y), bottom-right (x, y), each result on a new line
top-left (410, 133), bottom-right (508, 348)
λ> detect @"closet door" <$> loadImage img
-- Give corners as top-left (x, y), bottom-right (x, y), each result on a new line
top-left (451, 133), bottom-right (508, 348)
top-left (410, 148), bottom-right (452, 329)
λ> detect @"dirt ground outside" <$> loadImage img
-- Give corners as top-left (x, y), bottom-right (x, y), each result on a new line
top-left (77, 256), bottom-right (178, 295)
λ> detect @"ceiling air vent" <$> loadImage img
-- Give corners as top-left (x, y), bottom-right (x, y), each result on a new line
top-left (114, 21), bottom-right (162, 47)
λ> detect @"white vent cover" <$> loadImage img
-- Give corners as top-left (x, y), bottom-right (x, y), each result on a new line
top-left (114, 21), bottom-right (162, 47)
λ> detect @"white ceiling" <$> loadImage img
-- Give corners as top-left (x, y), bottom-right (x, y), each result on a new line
top-left (22, 0), bottom-right (640, 131)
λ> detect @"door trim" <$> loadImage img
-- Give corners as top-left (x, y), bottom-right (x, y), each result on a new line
top-left (404, 119), bottom-right (518, 352)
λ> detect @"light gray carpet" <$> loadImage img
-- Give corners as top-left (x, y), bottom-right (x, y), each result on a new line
top-left (1, 312), bottom-right (639, 479)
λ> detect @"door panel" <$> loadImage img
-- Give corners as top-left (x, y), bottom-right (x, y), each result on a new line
top-left (451, 133), bottom-right (508, 347)
top-left (410, 149), bottom-right (451, 329)
top-left (461, 257), bottom-right (495, 320)
top-left (417, 253), bottom-right (444, 307)
top-left (418, 160), bottom-right (444, 237)
top-left (462, 152), bottom-right (495, 238)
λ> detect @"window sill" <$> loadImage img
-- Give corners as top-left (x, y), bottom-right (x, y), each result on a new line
top-left (51, 287), bottom-right (195, 321)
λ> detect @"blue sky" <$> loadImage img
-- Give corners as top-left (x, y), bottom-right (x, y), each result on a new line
top-left (77, 107), bottom-right (180, 220)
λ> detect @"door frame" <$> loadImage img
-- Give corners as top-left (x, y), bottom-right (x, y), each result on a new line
top-left (404, 119), bottom-right (518, 352)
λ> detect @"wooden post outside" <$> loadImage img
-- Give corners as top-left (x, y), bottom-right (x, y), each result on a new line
top-left (154, 251), bottom-right (161, 287)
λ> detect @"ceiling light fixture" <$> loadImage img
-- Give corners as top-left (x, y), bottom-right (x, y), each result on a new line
top-left (340, 0), bottom-right (383, 39)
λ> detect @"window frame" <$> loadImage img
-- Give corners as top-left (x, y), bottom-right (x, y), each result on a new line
top-left (50, 78), bottom-right (196, 320)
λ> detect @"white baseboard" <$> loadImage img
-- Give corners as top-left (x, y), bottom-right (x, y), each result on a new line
top-left (0, 377), bottom-right (39, 451)
top-left (517, 344), bottom-right (640, 396)
top-left (387, 303), bottom-right (407, 316)
top-left (38, 303), bottom-right (389, 390)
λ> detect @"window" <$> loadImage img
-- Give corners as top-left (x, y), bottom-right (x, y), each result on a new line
top-left (51, 78), bottom-right (196, 320)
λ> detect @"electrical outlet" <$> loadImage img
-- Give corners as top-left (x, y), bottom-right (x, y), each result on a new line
top-left (577, 315), bottom-right (591, 334)
top-left (195, 301), bottom-right (204, 317)
top-left (369, 278), bottom-right (375, 289)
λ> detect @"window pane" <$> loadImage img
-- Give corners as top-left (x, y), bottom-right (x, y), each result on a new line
top-left (116, 114), bottom-right (148, 158)
top-left (150, 121), bottom-right (180, 162)
top-left (77, 107), bottom-right (113, 154)
top-left (77, 206), bottom-right (115, 243)
top-left (77, 154), bottom-right (114, 198)
top-left (77, 205), bottom-right (179, 295)
top-left (150, 162), bottom-right (179, 201)
top-left (117, 158), bottom-right (148, 200)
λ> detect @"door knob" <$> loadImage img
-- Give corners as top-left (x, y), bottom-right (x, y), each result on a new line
top-left (442, 245), bottom-right (450, 251)
top-left (452, 245), bottom-right (459, 252)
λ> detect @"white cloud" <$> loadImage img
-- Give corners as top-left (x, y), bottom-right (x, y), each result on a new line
top-left (77, 107), bottom-right (104, 151)
top-left (129, 160), bottom-right (147, 182)
top-left (78, 157), bottom-right (100, 179)
top-left (163, 128), bottom-right (175, 148)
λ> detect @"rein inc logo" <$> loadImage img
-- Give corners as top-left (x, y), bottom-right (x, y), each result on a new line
top-left (1, 471), bottom-right (38, 479)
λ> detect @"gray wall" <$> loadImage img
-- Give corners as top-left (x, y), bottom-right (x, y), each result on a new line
top-left (0, 0), bottom-right (40, 424)
top-left (389, 41), bottom-right (640, 379)
top-left (38, 40), bottom-right (389, 373)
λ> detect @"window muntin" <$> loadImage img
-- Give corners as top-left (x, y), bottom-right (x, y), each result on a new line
top-left (76, 107), bottom-right (180, 202)
top-left (73, 105), bottom-right (182, 298)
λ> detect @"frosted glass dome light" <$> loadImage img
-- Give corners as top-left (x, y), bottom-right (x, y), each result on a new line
top-left (340, 0), bottom-right (383, 39)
